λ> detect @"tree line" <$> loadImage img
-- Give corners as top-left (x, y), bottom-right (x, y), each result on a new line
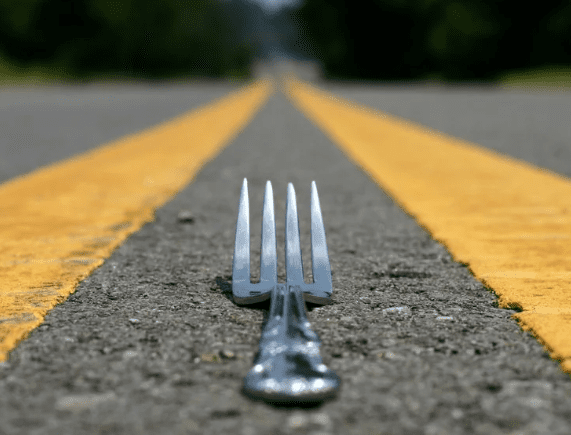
top-left (0, 0), bottom-right (569, 80)
top-left (292, 0), bottom-right (571, 80)
top-left (0, 0), bottom-right (252, 78)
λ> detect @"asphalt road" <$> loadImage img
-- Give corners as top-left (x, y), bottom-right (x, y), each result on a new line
top-left (325, 83), bottom-right (571, 178)
top-left (0, 82), bottom-right (236, 183)
top-left (1, 81), bottom-right (571, 435)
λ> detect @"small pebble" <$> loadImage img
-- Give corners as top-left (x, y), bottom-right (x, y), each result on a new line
top-left (287, 411), bottom-right (308, 429)
top-left (311, 412), bottom-right (332, 428)
top-left (55, 392), bottom-right (116, 411)
top-left (201, 353), bottom-right (219, 363)
top-left (382, 306), bottom-right (409, 314)
top-left (129, 318), bottom-right (139, 324)
top-left (525, 397), bottom-right (547, 409)
top-left (436, 316), bottom-right (454, 321)
top-left (383, 351), bottom-right (404, 360)
top-left (177, 210), bottom-right (195, 223)
top-left (219, 349), bottom-right (236, 360)
top-left (123, 350), bottom-right (138, 359)
top-left (340, 316), bottom-right (356, 328)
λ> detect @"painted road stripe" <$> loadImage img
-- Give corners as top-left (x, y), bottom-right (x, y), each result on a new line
top-left (0, 80), bottom-right (273, 361)
top-left (285, 78), bottom-right (571, 373)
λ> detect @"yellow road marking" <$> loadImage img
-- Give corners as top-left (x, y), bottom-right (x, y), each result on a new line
top-left (285, 78), bottom-right (571, 372)
top-left (0, 79), bottom-right (273, 361)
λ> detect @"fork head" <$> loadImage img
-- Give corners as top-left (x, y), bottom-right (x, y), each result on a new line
top-left (232, 178), bottom-right (333, 305)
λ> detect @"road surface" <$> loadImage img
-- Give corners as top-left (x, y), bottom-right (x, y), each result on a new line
top-left (1, 78), bottom-right (571, 435)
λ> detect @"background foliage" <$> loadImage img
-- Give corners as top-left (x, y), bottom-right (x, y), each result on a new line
top-left (0, 0), bottom-right (569, 80)
top-left (0, 0), bottom-right (252, 78)
top-left (293, 0), bottom-right (571, 80)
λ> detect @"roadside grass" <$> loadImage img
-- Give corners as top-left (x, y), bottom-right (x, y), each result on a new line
top-left (0, 58), bottom-right (251, 87)
top-left (3, 56), bottom-right (568, 89)
top-left (499, 66), bottom-right (571, 89)
top-left (0, 58), bottom-right (74, 86)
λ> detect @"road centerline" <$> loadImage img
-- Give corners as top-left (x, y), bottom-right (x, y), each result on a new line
top-left (0, 79), bottom-right (273, 361)
top-left (285, 77), bottom-right (571, 373)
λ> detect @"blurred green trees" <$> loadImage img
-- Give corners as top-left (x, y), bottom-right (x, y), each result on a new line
top-left (294, 0), bottom-right (571, 80)
top-left (1, 0), bottom-right (569, 81)
top-left (0, 0), bottom-right (253, 78)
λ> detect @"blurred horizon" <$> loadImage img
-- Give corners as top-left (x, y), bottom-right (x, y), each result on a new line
top-left (0, 0), bottom-right (570, 84)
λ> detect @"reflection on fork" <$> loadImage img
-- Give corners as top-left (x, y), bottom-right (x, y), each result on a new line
top-left (232, 179), bottom-right (340, 403)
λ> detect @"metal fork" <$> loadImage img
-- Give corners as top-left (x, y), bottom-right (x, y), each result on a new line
top-left (233, 179), bottom-right (333, 305)
top-left (232, 179), bottom-right (340, 403)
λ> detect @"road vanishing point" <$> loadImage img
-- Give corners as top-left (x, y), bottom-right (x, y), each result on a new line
top-left (1, 74), bottom-right (571, 435)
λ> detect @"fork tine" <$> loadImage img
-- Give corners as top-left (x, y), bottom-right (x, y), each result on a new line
top-left (285, 183), bottom-right (304, 285)
top-left (260, 181), bottom-right (277, 284)
top-left (310, 181), bottom-right (332, 288)
top-left (233, 178), bottom-right (250, 287)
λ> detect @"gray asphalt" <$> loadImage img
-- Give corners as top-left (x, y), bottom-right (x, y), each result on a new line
top-left (325, 82), bottom-right (571, 178)
top-left (0, 82), bottom-right (237, 183)
top-left (1, 82), bottom-right (571, 435)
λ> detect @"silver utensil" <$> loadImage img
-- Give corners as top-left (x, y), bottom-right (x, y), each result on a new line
top-left (232, 179), bottom-right (333, 305)
top-left (232, 179), bottom-right (340, 403)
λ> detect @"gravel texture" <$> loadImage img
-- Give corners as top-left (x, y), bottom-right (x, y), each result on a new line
top-left (1, 86), bottom-right (571, 434)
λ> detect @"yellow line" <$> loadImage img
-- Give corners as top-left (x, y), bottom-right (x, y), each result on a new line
top-left (285, 77), bottom-right (571, 373)
top-left (0, 79), bottom-right (273, 361)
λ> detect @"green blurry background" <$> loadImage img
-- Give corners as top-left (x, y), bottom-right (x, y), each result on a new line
top-left (0, 0), bottom-right (569, 82)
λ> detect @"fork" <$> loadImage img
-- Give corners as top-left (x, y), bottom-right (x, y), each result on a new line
top-left (232, 179), bottom-right (333, 305)
top-left (232, 179), bottom-right (340, 403)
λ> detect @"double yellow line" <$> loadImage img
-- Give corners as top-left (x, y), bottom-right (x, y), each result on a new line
top-left (2, 77), bottom-right (571, 376)
top-left (0, 80), bottom-right (272, 360)
top-left (286, 78), bottom-right (571, 373)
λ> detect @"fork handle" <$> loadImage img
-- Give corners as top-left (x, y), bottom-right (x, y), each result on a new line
top-left (242, 284), bottom-right (340, 403)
